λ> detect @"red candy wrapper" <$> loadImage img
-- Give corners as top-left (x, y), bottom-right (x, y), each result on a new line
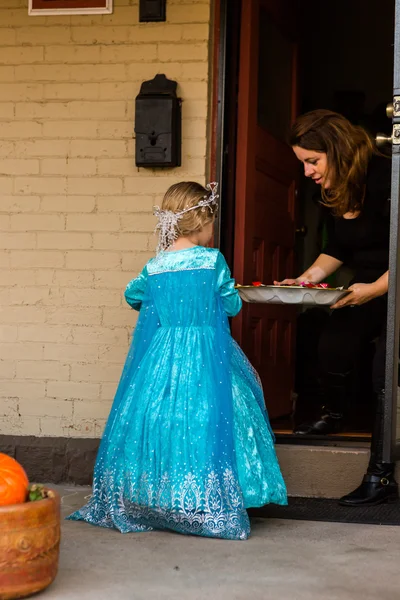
top-left (252, 281), bottom-right (263, 287)
top-left (299, 282), bottom-right (329, 289)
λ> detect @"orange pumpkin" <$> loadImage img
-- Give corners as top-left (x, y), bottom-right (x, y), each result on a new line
top-left (0, 453), bottom-right (29, 506)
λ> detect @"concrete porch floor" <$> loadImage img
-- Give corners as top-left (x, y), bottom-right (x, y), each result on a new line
top-left (36, 485), bottom-right (400, 600)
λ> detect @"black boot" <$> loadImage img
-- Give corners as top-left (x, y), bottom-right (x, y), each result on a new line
top-left (339, 390), bottom-right (399, 506)
top-left (294, 372), bottom-right (347, 435)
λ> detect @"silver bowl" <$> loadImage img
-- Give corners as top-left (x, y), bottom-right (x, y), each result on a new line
top-left (236, 285), bottom-right (350, 306)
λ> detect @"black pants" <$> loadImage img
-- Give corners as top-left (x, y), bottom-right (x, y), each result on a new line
top-left (318, 296), bottom-right (387, 394)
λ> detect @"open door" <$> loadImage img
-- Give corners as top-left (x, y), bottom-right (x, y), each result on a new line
top-left (384, 0), bottom-right (400, 462)
top-left (232, 0), bottom-right (299, 419)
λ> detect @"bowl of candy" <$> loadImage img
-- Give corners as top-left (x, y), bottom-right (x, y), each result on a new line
top-left (236, 281), bottom-right (350, 306)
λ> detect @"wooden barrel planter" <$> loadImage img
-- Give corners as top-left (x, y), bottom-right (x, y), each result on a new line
top-left (0, 489), bottom-right (61, 600)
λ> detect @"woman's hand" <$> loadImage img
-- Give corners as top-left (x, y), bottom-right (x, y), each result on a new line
top-left (331, 283), bottom-right (380, 309)
top-left (273, 278), bottom-right (299, 286)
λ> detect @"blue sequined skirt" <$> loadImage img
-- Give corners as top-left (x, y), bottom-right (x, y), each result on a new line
top-left (67, 324), bottom-right (287, 540)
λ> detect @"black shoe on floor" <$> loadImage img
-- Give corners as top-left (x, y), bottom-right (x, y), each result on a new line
top-left (294, 412), bottom-right (343, 435)
top-left (339, 473), bottom-right (399, 507)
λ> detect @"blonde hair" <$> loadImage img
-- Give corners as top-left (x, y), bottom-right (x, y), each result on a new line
top-left (290, 109), bottom-right (377, 216)
top-left (162, 181), bottom-right (215, 237)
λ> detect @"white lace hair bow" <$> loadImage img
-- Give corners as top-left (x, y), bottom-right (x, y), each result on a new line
top-left (153, 182), bottom-right (219, 254)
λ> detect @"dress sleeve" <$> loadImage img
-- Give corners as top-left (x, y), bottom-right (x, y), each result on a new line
top-left (215, 252), bottom-right (242, 317)
top-left (124, 266), bottom-right (148, 311)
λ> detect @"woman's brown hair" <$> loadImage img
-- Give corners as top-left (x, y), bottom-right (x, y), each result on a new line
top-left (289, 109), bottom-right (377, 216)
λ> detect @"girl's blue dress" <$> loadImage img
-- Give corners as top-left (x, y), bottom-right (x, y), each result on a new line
top-left (67, 247), bottom-right (287, 540)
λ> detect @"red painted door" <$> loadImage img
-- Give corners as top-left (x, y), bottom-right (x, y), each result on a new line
top-left (233, 0), bottom-right (299, 419)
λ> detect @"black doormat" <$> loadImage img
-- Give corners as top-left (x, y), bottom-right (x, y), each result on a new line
top-left (248, 497), bottom-right (400, 526)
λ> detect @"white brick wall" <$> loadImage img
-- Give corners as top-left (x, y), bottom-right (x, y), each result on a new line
top-left (0, 0), bottom-right (212, 438)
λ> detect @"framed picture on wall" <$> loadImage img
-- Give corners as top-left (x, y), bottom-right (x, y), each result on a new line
top-left (29, 0), bottom-right (113, 15)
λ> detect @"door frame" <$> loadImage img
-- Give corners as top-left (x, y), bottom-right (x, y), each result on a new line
top-left (211, 0), bottom-right (400, 461)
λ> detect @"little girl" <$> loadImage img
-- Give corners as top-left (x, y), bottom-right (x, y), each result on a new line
top-left (68, 181), bottom-right (287, 540)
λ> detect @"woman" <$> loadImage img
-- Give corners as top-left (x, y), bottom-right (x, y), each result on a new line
top-left (276, 109), bottom-right (398, 506)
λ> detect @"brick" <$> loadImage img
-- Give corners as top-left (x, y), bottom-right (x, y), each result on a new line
top-left (94, 271), bottom-right (132, 290)
top-left (19, 325), bottom-right (72, 343)
top-left (71, 26), bottom-right (131, 45)
top-left (47, 381), bottom-right (100, 400)
top-left (40, 196), bottom-right (95, 213)
top-left (43, 343), bottom-right (99, 362)
top-left (102, 307), bottom-right (137, 327)
top-left (34, 270), bottom-right (55, 286)
top-left (0, 216), bottom-right (10, 230)
top-left (0, 67), bottom-right (14, 82)
top-left (121, 252), bottom-right (154, 272)
top-left (0, 159), bottom-right (39, 175)
top-left (11, 214), bottom-right (65, 231)
top-left (98, 82), bottom-right (136, 101)
top-left (124, 176), bottom-right (177, 195)
top-left (0, 141), bottom-right (14, 157)
top-left (68, 100), bottom-right (126, 119)
top-left (44, 44), bottom-right (101, 63)
top-left (44, 83), bottom-right (99, 101)
top-left (0, 178), bottom-right (13, 194)
top-left (96, 195), bottom-right (153, 213)
top-left (100, 383), bottom-right (117, 401)
top-left (39, 417), bottom-right (72, 438)
top-left (19, 398), bottom-right (73, 418)
top-left (37, 232), bottom-right (92, 250)
top-left (0, 47), bottom-right (44, 64)
top-left (182, 118), bottom-right (207, 138)
top-left (0, 196), bottom-right (40, 213)
top-left (0, 381), bottom-right (45, 399)
top-left (0, 270), bottom-right (36, 286)
top-left (71, 362), bottom-right (122, 383)
top-left (69, 64), bottom-right (126, 83)
top-left (0, 83), bottom-right (43, 102)
top-left (16, 361), bottom-right (69, 381)
top-left (73, 400), bottom-right (111, 420)
top-left (98, 345), bottom-right (127, 363)
top-left (0, 398), bottom-right (18, 418)
top-left (0, 252), bottom-right (10, 268)
top-left (181, 62), bottom-right (208, 80)
top-left (41, 158), bottom-right (97, 176)
top-left (9, 287), bottom-right (51, 306)
top-left (0, 29), bottom-right (16, 45)
top-left (0, 103), bottom-right (14, 118)
top-left (66, 214), bottom-right (120, 232)
top-left (65, 251), bottom-right (120, 270)
top-left (92, 233), bottom-right (149, 251)
top-left (126, 62), bottom-right (165, 81)
top-left (0, 416), bottom-right (41, 437)
top-left (70, 140), bottom-right (127, 157)
top-left (101, 44), bottom-right (157, 63)
top-left (97, 158), bottom-right (135, 176)
top-left (15, 65), bottom-right (69, 82)
top-left (167, 4), bottom-right (210, 23)
top-left (10, 251), bottom-right (64, 269)
top-left (72, 326), bottom-right (128, 345)
top-left (46, 308), bottom-right (102, 326)
top-left (0, 361), bottom-right (15, 379)
top-left (0, 233), bottom-right (36, 250)
top-left (96, 121), bottom-right (133, 139)
top-left (182, 99), bottom-right (208, 118)
top-left (16, 27), bottom-right (71, 45)
top-left (179, 81), bottom-right (208, 99)
top-left (0, 307), bottom-right (46, 325)
top-left (182, 23), bottom-right (210, 40)
top-left (43, 121), bottom-right (98, 139)
top-left (64, 288), bottom-right (121, 307)
top-left (15, 140), bottom-right (68, 158)
top-left (0, 326), bottom-right (18, 342)
top-left (15, 177), bottom-right (67, 195)
top-left (67, 177), bottom-right (123, 195)
top-left (0, 9), bottom-right (46, 27)
top-left (129, 24), bottom-right (182, 43)
top-left (53, 270), bottom-right (94, 287)
top-left (120, 214), bottom-right (156, 232)
top-left (0, 343), bottom-right (43, 360)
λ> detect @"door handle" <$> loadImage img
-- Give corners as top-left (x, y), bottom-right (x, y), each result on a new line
top-left (296, 225), bottom-right (307, 236)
